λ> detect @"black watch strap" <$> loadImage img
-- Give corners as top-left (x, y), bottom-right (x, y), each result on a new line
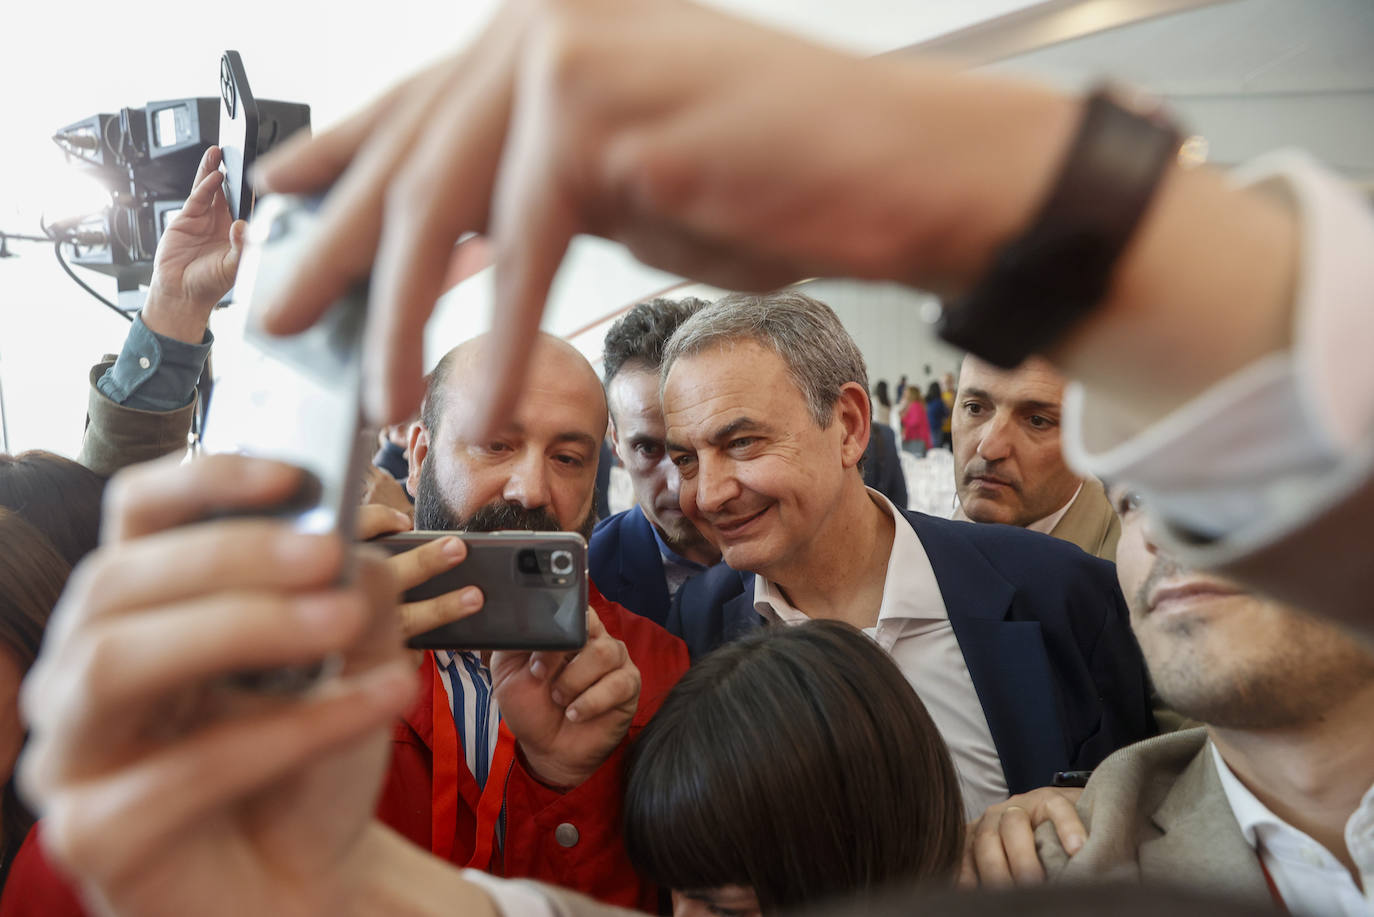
top-left (937, 86), bottom-right (1182, 367)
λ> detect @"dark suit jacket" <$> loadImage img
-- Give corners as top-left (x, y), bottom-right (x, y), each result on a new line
top-left (861, 423), bottom-right (908, 509)
top-left (668, 509), bottom-right (1156, 795)
top-left (590, 506), bottom-right (674, 628)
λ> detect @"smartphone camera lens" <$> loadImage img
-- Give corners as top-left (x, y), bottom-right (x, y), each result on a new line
top-left (550, 550), bottom-right (574, 576)
top-left (517, 549), bottom-right (541, 575)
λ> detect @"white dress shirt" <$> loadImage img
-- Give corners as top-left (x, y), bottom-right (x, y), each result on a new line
top-left (753, 489), bottom-right (1009, 820)
top-left (1210, 745), bottom-right (1374, 917)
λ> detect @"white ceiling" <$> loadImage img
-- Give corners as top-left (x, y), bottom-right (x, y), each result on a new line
top-left (974, 0), bottom-right (1374, 176)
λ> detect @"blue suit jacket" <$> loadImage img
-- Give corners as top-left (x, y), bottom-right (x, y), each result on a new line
top-left (862, 424), bottom-right (908, 509)
top-left (590, 507), bottom-right (674, 629)
top-left (667, 509), bottom-right (1156, 795)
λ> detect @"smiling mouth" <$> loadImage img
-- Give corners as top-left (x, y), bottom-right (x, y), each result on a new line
top-left (711, 506), bottom-right (769, 537)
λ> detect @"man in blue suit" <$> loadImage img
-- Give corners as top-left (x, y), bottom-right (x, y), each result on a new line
top-left (661, 291), bottom-right (1155, 818)
top-left (590, 298), bottom-right (722, 628)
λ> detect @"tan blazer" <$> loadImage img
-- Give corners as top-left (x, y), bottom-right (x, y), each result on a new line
top-left (1049, 476), bottom-right (1120, 563)
top-left (1035, 728), bottom-right (1269, 907)
top-left (77, 359), bottom-right (196, 478)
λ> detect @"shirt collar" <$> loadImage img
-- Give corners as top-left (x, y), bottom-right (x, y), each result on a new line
top-left (647, 507), bottom-right (708, 572)
top-left (1210, 742), bottom-right (1282, 850)
top-left (952, 481), bottom-right (1082, 535)
top-left (753, 488), bottom-right (948, 627)
top-left (1209, 741), bottom-right (1359, 874)
top-left (1025, 482), bottom-right (1083, 536)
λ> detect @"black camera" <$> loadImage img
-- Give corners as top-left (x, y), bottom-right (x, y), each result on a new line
top-left (50, 52), bottom-right (310, 311)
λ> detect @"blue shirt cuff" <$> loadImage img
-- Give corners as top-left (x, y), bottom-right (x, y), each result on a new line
top-left (96, 315), bottom-right (213, 411)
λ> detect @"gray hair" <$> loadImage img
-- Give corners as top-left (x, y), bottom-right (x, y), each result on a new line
top-left (660, 290), bottom-right (869, 428)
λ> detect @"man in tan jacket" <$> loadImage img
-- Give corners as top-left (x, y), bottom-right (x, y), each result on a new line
top-left (1025, 489), bottom-right (1374, 914)
top-left (951, 355), bottom-right (1118, 562)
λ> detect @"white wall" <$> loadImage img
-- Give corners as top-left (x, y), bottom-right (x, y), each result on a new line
top-left (794, 280), bottom-right (964, 401)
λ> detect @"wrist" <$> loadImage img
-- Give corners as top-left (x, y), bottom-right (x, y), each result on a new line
top-left (1051, 162), bottom-right (1298, 426)
top-left (141, 287), bottom-right (215, 345)
top-left (515, 744), bottom-right (596, 792)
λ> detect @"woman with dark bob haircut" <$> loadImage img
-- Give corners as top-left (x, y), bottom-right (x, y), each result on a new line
top-left (0, 509), bottom-right (69, 889)
top-left (624, 620), bottom-right (964, 916)
top-left (0, 451), bottom-right (107, 569)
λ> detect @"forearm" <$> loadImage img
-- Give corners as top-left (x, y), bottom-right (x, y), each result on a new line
top-left (346, 824), bottom-right (501, 917)
top-left (140, 291), bottom-right (215, 346)
top-left (1051, 161), bottom-right (1298, 429)
top-left (869, 66), bottom-right (1299, 429)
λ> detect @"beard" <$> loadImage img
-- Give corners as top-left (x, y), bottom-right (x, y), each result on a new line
top-left (1134, 553), bottom-right (1374, 729)
top-left (413, 459), bottom-right (597, 539)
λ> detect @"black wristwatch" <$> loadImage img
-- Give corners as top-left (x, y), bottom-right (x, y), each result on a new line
top-left (936, 85), bottom-right (1183, 368)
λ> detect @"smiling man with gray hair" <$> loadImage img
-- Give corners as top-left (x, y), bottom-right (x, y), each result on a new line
top-left (663, 290), bottom-right (1156, 818)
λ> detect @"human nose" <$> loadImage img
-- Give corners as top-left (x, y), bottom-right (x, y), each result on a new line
top-left (693, 455), bottom-right (740, 515)
top-left (1139, 510), bottom-right (1162, 556)
top-left (975, 411), bottom-right (1014, 462)
top-left (501, 450), bottom-right (552, 509)
top-left (661, 455), bottom-right (682, 501)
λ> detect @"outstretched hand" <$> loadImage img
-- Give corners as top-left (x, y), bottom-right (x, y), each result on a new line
top-left (253, 0), bottom-right (1073, 429)
top-left (143, 145), bottom-right (247, 343)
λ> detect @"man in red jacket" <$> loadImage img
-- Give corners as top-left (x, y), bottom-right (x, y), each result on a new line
top-left (368, 331), bottom-right (688, 911)
top-left (2, 333), bottom-right (687, 915)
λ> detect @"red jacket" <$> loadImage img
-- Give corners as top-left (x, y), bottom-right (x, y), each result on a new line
top-left (377, 586), bottom-right (688, 911)
top-left (2, 587), bottom-right (689, 916)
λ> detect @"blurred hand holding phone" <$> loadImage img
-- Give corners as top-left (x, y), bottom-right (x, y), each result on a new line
top-left (200, 194), bottom-right (372, 691)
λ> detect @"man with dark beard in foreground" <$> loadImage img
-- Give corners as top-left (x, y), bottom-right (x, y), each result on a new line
top-left (375, 332), bottom-right (689, 910)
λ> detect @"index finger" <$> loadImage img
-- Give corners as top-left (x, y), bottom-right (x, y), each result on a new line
top-left (1045, 791), bottom-right (1087, 856)
top-left (102, 455), bottom-right (305, 544)
top-left (998, 805), bottom-right (1047, 885)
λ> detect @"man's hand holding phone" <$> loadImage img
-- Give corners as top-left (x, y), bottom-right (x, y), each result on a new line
top-left (356, 505), bottom-right (484, 642)
top-left (491, 608), bottom-right (640, 790)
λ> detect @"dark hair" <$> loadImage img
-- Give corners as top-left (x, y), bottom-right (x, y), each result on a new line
top-left (925, 381), bottom-right (943, 403)
top-left (0, 509), bottom-right (69, 886)
top-left (624, 621), bottom-right (964, 912)
top-left (873, 380), bottom-right (891, 409)
top-left (0, 451), bottom-right (107, 568)
top-left (602, 296), bottom-right (712, 386)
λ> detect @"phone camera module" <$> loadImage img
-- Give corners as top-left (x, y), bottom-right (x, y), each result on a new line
top-left (517, 549), bottom-right (541, 575)
top-left (550, 550), bottom-right (574, 576)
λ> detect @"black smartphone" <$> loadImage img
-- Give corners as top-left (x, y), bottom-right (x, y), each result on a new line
top-left (378, 531), bottom-right (588, 652)
top-left (218, 51), bottom-right (259, 222)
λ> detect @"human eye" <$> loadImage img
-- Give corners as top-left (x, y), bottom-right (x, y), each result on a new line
top-left (706, 906), bottom-right (748, 917)
top-left (727, 436), bottom-right (758, 451)
top-left (1113, 490), bottom-right (1144, 516)
top-left (962, 401), bottom-right (984, 415)
top-left (553, 452), bottom-right (587, 468)
top-left (634, 441), bottom-right (664, 460)
top-left (1027, 414), bottom-right (1058, 430)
